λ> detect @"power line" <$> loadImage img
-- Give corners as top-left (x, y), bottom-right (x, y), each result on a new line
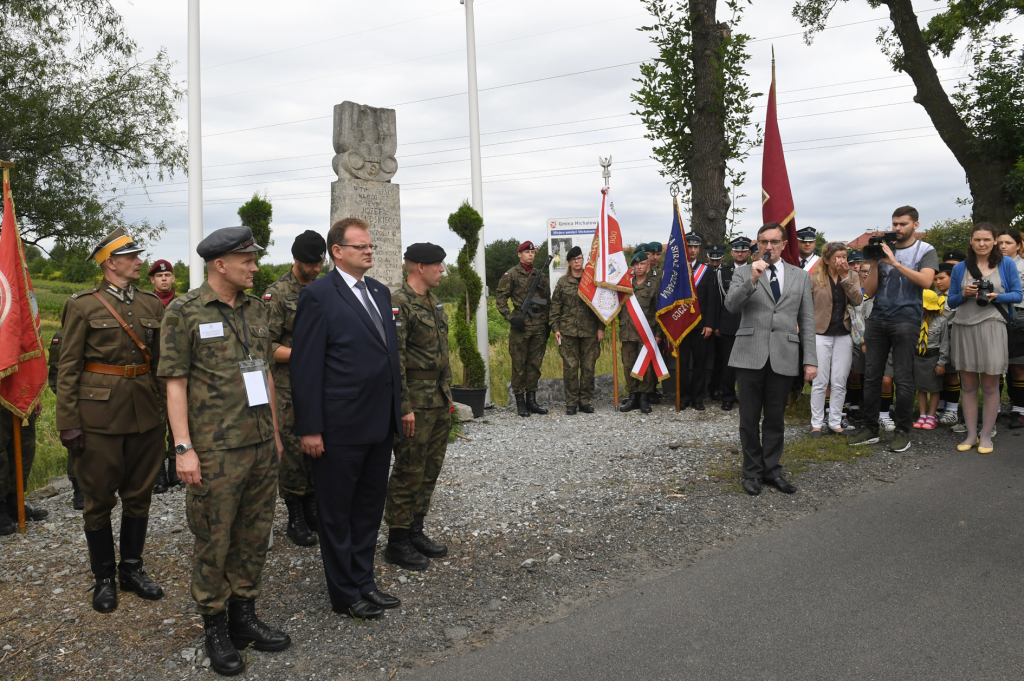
top-left (748, 4), bottom-right (948, 44)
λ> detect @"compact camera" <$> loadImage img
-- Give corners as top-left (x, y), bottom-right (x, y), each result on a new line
top-left (974, 278), bottom-right (994, 306)
top-left (862, 232), bottom-right (899, 260)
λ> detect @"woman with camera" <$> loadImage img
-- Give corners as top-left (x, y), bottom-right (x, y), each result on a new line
top-left (809, 242), bottom-right (862, 436)
top-left (947, 223), bottom-right (1024, 453)
top-left (997, 229), bottom-right (1024, 428)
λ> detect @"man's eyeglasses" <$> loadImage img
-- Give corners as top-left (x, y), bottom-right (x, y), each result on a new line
top-left (339, 243), bottom-right (375, 252)
top-left (757, 239), bottom-right (783, 247)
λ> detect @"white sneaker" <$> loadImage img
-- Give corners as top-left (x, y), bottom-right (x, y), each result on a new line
top-left (938, 411), bottom-right (958, 425)
top-left (991, 426), bottom-right (997, 438)
top-left (951, 421), bottom-right (967, 434)
top-left (879, 417), bottom-right (896, 432)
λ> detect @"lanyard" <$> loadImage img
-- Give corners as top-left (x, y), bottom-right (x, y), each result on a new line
top-left (219, 304), bottom-right (252, 360)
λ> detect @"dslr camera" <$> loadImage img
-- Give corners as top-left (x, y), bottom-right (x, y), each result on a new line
top-left (863, 232), bottom-right (899, 260)
top-left (974, 278), bottom-right (994, 306)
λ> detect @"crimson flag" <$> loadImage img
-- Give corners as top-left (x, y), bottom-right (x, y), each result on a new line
top-left (761, 54), bottom-right (800, 266)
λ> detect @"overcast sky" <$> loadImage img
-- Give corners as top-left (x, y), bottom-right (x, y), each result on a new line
top-left (109, 0), bottom-right (1019, 267)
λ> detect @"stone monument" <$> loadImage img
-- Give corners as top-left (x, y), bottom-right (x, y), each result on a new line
top-left (330, 101), bottom-right (402, 289)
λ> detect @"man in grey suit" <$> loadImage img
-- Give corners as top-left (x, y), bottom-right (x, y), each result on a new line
top-left (724, 223), bottom-right (818, 496)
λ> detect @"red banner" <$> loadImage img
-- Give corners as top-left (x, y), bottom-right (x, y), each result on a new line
top-left (762, 55), bottom-right (800, 267)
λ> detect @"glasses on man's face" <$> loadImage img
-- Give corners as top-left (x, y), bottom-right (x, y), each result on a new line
top-left (757, 239), bottom-right (783, 247)
top-left (340, 243), bottom-right (375, 252)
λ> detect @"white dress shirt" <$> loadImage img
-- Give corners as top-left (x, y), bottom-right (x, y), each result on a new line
top-left (336, 267), bottom-right (383, 318)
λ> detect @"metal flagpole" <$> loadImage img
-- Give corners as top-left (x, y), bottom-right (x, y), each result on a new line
top-left (463, 0), bottom-right (490, 402)
top-left (187, 0), bottom-right (204, 291)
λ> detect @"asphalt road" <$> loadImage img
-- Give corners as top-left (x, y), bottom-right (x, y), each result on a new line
top-left (410, 448), bottom-right (1024, 680)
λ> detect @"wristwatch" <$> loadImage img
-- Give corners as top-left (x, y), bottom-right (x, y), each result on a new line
top-left (174, 443), bottom-right (194, 455)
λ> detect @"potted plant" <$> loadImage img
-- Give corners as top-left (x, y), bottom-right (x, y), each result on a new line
top-left (447, 200), bottom-right (487, 417)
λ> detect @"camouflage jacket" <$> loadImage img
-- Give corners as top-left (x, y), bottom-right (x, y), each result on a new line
top-left (158, 281), bottom-right (275, 452)
top-left (55, 281), bottom-right (164, 434)
top-left (618, 275), bottom-right (660, 343)
top-left (394, 282), bottom-right (452, 415)
top-left (264, 267), bottom-right (305, 390)
top-left (495, 263), bottom-right (549, 332)
top-left (549, 272), bottom-right (604, 337)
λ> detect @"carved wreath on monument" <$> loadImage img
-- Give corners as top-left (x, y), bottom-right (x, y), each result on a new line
top-left (332, 101), bottom-right (398, 182)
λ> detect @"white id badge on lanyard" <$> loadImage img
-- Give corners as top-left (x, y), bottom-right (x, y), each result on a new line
top-left (239, 359), bottom-right (270, 407)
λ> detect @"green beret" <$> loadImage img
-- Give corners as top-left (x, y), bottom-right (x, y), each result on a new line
top-left (631, 251), bottom-right (649, 265)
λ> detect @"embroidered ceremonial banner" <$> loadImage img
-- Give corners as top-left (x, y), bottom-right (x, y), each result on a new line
top-left (625, 281), bottom-right (669, 380)
top-left (656, 198), bottom-right (701, 346)
top-left (0, 177), bottom-right (46, 421)
top-left (578, 186), bottom-right (632, 324)
top-left (762, 53), bottom-right (800, 267)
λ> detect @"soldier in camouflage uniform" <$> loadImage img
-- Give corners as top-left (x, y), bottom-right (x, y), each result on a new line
top-left (618, 251), bottom-right (661, 414)
top-left (264, 230), bottom-right (325, 548)
top-left (160, 227), bottom-right (290, 676)
top-left (496, 240), bottom-right (550, 417)
top-left (383, 243), bottom-right (453, 571)
top-left (56, 228), bottom-right (166, 613)
top-left (45, 331), bottom-right (84, 510)
top-left (549, 245), bottom-right (605, 415)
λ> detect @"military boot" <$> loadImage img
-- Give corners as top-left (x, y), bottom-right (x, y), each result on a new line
top-left (204, 612), bottom-right (245, 676)
top-left (118, 515), bottom-right (164, 600)
top-left (384, 528), bottom-right (430, 570)
top-left (619, 393), bottom-right (639, 412)
top-left (285, 498), bottom-right (317, 547)
top-left (152, 461), bottom-right (169, 494)
top-left (70, 476), bottom-right (85, 511)
top-left (227, 599), bottom-right (291, 651)
top-left (85, 526), bottom-right (118, 613)
top-left (6, 494), bottom-right (47, 521)
top-left (302, 492), bottom-right (318, 530)
top-left (0, 505), bottom-right (15, 536)
top-left (639, 393), bottom-right (652, 414)
top-left (526, 391), bottom-right (548, 415)
top-left (410, 515), bottom-right (448, 558)
top-left (166, 454), bottom-right (184, 487)
top-left (514, 393), bottom-right (530, 418)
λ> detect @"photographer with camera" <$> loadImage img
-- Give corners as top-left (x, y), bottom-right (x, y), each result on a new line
top-left (848, 206), bottom-right (938, 452)
top-left (946, 223), bottom-right (1023, 453)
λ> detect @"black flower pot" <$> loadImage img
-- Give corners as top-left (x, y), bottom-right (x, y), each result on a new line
top-left (450, 387), bottom-right (487, 419)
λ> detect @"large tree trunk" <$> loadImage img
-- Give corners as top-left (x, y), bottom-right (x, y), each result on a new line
top-left (688, 0), bottom-right (730, 248)
top-left (884, 0), bottom-right (1016, 227)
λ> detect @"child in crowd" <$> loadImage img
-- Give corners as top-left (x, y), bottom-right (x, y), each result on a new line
top-left (933, 262), bottom-right (961, 425)
top-left (914, 290), bottom-right (950, 429)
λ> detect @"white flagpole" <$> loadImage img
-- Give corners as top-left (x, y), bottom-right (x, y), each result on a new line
top-left (463, 0), bottom-right (490, 402)
top-left (187, 0), bottom-right (204, 291)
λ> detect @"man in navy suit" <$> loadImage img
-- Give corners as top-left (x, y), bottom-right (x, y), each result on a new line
top-left (290, 217), bottom-right (403, 620)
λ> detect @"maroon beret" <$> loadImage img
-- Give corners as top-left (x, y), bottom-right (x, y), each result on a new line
top-left (148, 259), bottom-right (173, 277)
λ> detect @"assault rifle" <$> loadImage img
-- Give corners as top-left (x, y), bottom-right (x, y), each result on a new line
top-left (510, 255), bottom-right (554, 331)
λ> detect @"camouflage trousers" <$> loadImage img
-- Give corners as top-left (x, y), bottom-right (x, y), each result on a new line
top-left (186, 439), bottom-right (278, 616)
top-left (558, 335), bottom-right (601, 406)
top-left (73, 425), bottom-right (164, 531)
top-left (275, 386), bottom-right (313, 500)
top-left (0, 407), bottom-right (36, 501)
top-left (385, 406), bottom-right (451, 530)
top-left (622, 341), bottom-right (656, 394)
top-left (509, 328), bottom-right (548, 394)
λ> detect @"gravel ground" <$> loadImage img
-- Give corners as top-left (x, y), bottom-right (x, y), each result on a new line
top-left (0, 399), bottom-right (994, 680)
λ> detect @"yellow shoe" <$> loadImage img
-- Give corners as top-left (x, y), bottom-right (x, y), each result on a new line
top-left (957, 439), bottom-right (979, 452)
top-left (978, 444), bottom-right (994, 454)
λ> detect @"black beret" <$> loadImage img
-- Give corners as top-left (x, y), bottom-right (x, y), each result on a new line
top-left (197, 226), bottom-right (263, 262)
top-left (938, 262), bottom-right (955, 274)
top-left (404, 242), bottom-right (446, 264)
top-left (291, 230), bottom-right (326, 264)
top-left (566, 246), bottom-right (583, 260)
top-left (944, 250), bottom-right (966, 262)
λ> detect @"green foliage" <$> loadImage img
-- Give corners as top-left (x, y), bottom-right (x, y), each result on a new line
top-left (238, 192), bottom-right (273, 264)
top-left (173, 260), bottom-right (192, 292)
top-left (0, 0), bottom-right (186, 248)
top-left (923, 216), bottom-right (973, 258)
top-left (484, 238), bottom-right (521, 291)
top-left (447, 201), bottom-right (486, 388)
top-left (922, 0), bottom-right (1024, 58)
top-left (249, 262), bottom-right (290, 298)
top-left (434, 264), bottom-right (467, 303)
top-left (1008, 158), bottom-right (1024, 225)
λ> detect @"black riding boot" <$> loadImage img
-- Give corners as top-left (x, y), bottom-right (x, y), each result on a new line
top-left (410, 515), bottom-right (448, 558)
top-left (285, 497), bottom-right (317, 547)
top-left (118, 515), bottom-right (164, 600)
top-left (515, 393), bottom-right (530, 417)
top-left (152, 461), bottom-right (169, 494)
top-left (70, 475), bottom-right (85, 511)
top-left (204, 612), bottom-right (245, 676)
top-left (619, 393), bottom-right (639, 413)
top-left (85, 525), bottom-right (118, 613)
top-left (301, 492), bottom-right (318, 530)
top-left (228, 599), bottom-right (291, 651)
top-left (525, 391), bottom-right (548, 415)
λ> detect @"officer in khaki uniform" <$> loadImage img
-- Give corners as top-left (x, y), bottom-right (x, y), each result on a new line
top-left (45, 331), bottom-right (84, 510)
top-left (496, 240), bottom-right (550, 417)
top-left (550, 245), bottom-right (605, 415)
top-left (55, 227), bottom-right (166, 613)
top-left (618, 251), bottom-right (661, 414)
top-left (160, 226), bottom-right (290, 677)
top-left (264, 230), bottom-right (325, 548)
top-left (383, 243), bottom-right (453, 571)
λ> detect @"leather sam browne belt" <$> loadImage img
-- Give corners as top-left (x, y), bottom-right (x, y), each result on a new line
top-left (84, 362), bottom-right (151, 378)
top-left (407, 369), bottom-right (441, 380)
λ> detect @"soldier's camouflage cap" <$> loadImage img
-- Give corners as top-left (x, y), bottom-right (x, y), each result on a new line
top-left (197, 226), bottom-right (264, 262)
top-left (90, 227), bottom-right (145, 264)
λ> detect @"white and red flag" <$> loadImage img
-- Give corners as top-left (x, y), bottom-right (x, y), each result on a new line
top-left (625, 271), bottom-right (670, 380)
top-left (578, 187), bottom-right (632, 323)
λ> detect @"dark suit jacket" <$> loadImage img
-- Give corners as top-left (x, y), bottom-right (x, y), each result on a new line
top-left (290, 269), bottom-right (402, 446)
top-left (692, 262), bottom-right (720, 332)
top-left (715, 264), bottom-right (742, 336)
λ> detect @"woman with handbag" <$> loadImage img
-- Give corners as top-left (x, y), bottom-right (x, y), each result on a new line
top-left (947, 223), bottom-right (1024, 453)
top-left (997, 228), bottom-right (1024, 428)
top-left (809, 242), bottom-right (862, 436)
